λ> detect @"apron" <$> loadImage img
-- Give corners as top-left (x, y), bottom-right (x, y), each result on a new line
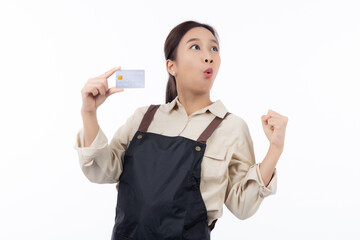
top-left (111, 104), bottom-right (231, 240)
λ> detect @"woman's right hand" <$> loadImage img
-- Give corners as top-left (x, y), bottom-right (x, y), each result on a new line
top-left (81, 66), bottom-right (124, 113)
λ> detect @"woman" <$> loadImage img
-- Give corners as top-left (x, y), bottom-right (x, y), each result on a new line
top-left (74, 20), bottom-right (288, 240)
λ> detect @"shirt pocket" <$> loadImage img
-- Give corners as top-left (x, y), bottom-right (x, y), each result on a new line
top-left (201, 147), bottom-right (227, 181)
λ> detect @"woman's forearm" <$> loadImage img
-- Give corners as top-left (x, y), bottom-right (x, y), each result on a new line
top-left (259, 144), bottom-right (282, 187)
top-left (81, 109), bottom-right (100, 147)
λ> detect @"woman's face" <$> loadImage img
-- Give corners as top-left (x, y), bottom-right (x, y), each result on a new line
top-left (167, 27), bottom-right (221, 95)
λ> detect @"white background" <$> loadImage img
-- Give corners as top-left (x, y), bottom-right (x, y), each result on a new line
top-left (1, 0), bottom-right (359, 239)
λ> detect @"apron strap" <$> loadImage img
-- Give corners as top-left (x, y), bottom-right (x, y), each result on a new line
top-left (138, 104), bottom-right (161, 132)
top-left (209, 219), bottom-right (218, 231)
top-left (197, 112), bottom-right (231, 144)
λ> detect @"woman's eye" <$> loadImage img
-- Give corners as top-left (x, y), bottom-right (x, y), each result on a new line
top-left (190, 45), bottom-right (218, 52)
top-left (190, 45), bottom-right (200, 50)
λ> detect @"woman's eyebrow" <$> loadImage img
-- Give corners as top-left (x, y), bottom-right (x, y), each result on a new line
top-left (186, 38), bottom-right (219, 46)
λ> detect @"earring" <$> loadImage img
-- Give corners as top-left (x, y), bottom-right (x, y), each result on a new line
top-left (173, 72), bottom-right (175, 76)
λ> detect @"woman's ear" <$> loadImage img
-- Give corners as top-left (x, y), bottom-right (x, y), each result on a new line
top-left (166, 59), bottom-right (176, 76)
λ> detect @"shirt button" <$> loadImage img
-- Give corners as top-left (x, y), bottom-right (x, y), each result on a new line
top-left (195, 146), bottom-right (201, 151)
top-left (137, 134), bottom-right (143, 139)
top-left (260, 193), bottom-right (264, 198)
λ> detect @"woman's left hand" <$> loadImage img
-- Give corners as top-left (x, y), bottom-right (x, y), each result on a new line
top-left (261, 109), bottom-right (288, 152)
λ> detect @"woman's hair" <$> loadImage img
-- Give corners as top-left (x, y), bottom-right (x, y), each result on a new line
top-left (164, 20), bottom-right (220, 103)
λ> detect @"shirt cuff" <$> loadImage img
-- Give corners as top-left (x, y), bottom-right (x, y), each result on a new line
top-left (257, 163), bottom-right (277, 198)
top-left (244, 164), bottom-right (278, 199)
top-left (73, 127), bottom-right (109, 165)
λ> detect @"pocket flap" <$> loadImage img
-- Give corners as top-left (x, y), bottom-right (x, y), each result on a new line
top-left (204, 147), bottom-right (227, 161)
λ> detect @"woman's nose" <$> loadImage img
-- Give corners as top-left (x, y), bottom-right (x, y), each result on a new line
top-left (205, 58), bottom-right (213, 63)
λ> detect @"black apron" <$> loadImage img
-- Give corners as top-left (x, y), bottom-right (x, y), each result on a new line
top-left (111, 104), bottom-right (231, 240)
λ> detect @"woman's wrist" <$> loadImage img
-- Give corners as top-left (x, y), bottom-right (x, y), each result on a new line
top-left (259, 145), bottom-right (282, 186)
top-left (81, 107), bottom-right (97, 116)
top-left (269, 143), bottom-right (283, 155)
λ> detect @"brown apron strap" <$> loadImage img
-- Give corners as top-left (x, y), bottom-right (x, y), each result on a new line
top-left (138, 104), bottom-right (161, 132)
top-left (209, 219), bottom-right (218, 231)
top-left (197, 112), bottom-right (231, 144)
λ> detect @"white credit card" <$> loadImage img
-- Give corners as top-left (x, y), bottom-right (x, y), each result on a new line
top-left (115, 70), bottom-right (145, 88)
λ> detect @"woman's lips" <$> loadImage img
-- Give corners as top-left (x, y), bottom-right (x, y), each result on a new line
top-left (204, 68), bottom-right (213, 78)
top-left (204, 72), bottom-right (212, 78)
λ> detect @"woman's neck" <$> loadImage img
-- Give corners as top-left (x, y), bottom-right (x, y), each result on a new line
top-left (177, 93), bottom-right (213, 116)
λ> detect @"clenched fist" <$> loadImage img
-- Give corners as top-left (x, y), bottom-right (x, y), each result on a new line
top-left (261, 110), bottom-right (288, 152)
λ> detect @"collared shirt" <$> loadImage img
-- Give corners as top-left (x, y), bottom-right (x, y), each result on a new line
top-left (73, 96), bottom-right (277, 226)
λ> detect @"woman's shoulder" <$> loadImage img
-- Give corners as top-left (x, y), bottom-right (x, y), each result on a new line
top-left (129, 102), bottom-right (168, 122)
top-left (133, 101), bottom-right (174, 116)
top-left (224, 112), bottom-right (250, 132)
top-left (131, 103), bottom-right (155, 115)
top-left (213, 112), bottom-right (253, 146)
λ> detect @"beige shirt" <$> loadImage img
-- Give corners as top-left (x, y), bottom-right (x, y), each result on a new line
top-left (73, 96), bottom-right (277, 226)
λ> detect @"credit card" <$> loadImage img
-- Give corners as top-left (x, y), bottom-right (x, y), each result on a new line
top-left (115, 70), bottom-right (145, 88)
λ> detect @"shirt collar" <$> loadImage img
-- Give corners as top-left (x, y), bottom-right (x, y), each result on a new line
top-left (164, 96), bottom-right (229, 118)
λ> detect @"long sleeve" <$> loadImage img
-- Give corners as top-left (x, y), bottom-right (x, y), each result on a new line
top-left (224, 120), bottom-right (277, 220)
top-left (73, 107), bottom-right (142, 184)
